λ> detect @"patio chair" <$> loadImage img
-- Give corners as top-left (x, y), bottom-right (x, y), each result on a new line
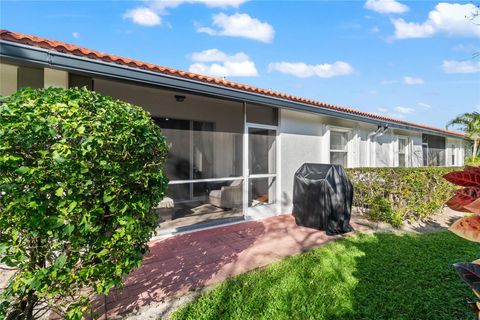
top-left (208, 180), bottom-right (243, 209)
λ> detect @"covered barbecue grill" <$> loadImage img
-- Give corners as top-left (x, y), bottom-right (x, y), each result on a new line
top-left (292, 163), bottom-right (353, 235)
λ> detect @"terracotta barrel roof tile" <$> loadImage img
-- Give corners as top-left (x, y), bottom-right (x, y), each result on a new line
top-left (0, 29), bottom-right (465, 138)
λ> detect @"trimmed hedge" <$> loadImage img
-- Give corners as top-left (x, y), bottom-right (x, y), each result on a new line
top-left (346, 167), bottom-right (459, 228)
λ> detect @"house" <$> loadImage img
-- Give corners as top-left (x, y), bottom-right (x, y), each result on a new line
top-left (0, 30), bottom-right (467, 233)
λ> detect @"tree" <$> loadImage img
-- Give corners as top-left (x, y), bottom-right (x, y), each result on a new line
top-left (447, 112), bottom-right (480, 160)
top-left (0, 87), bottom-right (168, 319)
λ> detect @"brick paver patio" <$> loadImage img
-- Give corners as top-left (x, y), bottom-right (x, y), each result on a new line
top-left (93, 214), bottom-right (367, 318)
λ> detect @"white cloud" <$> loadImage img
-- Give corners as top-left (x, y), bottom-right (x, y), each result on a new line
top-left (391, 19), bottom-right (435, 38)
top-left (268, 61), bottom-right (354, 78)
top-left (364, 0), bottom-right (409, 14)
top-left (72, 32), bottom-right (80, 39)
top-left (371, 26), bottom-right (380, 33)
top-left (390, 113), bottom-right (406, 119)
top-left (190, 48), bottom-right (249, 62)
top-left (196, 13), bottom-right (274, 43)
top-left (404, 76), bottom-right (424, 85)
top-left (452, 43), bottom-right (480, 53)
top-left (188, 48), bottom-right (258, 77)
top-left (123, 7), bottom-right (161, 26)
top-left (379, 105), bottom-right (428, 118)
top-left (441, 60), bottom-right (480, 74)
top-left (149, 0), bottom-right (248, 12)
top-left (394, 106), bottom-right (415, 114)
top-left (418, 102), bottom-right (432, 109)
top-left (392, 3), bottom-right (480, 39)
top-left (123, 0), bottom-right (248, 27)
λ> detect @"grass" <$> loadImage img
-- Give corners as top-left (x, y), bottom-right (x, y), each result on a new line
top-left (172, 232), bottom-right (479, 320)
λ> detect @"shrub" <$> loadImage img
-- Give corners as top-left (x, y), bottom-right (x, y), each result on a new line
top-left (346, 167), bottom-right (458, 227)
top-left (0, 87), bottom-right (168, 319)
top-left (465, 156), bottom-right (480, 166)
top-left (366, 196), bottom-right (403, 228)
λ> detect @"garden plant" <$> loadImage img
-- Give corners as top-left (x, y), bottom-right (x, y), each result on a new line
top-left (0, 87), bottom-right (168, 319)
top-left (443, 166), bottom-right (480, 319)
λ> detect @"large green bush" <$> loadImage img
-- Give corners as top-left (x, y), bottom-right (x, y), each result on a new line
top-left (346, 167), bottom-right (458, 227)
top-left (0, 87), bottom-right (168, 319)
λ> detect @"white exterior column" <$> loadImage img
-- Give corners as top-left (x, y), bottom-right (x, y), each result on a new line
top-left (44, 68), bottom-right (68, 89)
top-left (0, 63), bottom-right (18, 96)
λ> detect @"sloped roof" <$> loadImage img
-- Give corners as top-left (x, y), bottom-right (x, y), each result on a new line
top-left (0, 29), bottom-right (465, 138)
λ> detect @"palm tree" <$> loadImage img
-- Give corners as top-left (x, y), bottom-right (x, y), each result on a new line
top-left (447, 112), bottom-right (480, 160)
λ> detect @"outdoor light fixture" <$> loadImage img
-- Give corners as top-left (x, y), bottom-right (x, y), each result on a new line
top-left (174, 95), bottom-right (186, 102)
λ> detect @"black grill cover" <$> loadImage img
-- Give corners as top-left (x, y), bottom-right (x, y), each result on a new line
top-left (292, 163), bottom-right (353, 235)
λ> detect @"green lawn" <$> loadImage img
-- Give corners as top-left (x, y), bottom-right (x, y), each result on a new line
top-left (172, 232), bottom-right (478, 320)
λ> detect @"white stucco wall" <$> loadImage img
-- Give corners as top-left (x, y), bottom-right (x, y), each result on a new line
top-left (446, 138), bottom-right (465, 166)
top-left (44, 68), bottom-right (68, 88)
top-left (0, 62), bottom-right (17, 96)
top-left (411, 134), bottom-right (424, 166)
top-left (279, 109), bottom-right (326, 212)
top-left (374, 132), bottom-right (394, 167)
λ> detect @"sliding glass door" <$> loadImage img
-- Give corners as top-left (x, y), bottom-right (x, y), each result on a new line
top-left (153, 118), bottom-right (216, 201)
top-left (245, 124), bottom-right (278, 215)
top-left (153, 116), bottom-right (244, 231)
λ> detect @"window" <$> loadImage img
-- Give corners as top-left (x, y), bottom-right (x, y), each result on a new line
top-left (451, 144), bottom-right (456, 166)
top-left (422, 134), bottom-right (446, 166)
top-left (330, 130), bottom-right (348, 167)
top-left (398, 137), bottom-right (408, 167)
top-left (422, 142), bottom-right (429, 166)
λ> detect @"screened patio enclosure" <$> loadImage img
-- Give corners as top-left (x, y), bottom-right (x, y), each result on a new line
top-left (422, 134), bottom-right (446, 166)
top-left (92, 78), bottom-right (281, 232)
top-left (155, 103), bottom-right (279, 231)
top-left (153, 112), bottom-right (245, 230)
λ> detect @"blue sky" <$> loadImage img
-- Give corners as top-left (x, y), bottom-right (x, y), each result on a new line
top-left (1, 0), bottom-right (479, 129)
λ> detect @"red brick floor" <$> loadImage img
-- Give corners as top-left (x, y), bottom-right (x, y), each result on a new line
top-left (93, 214), bottom-right (367, 318)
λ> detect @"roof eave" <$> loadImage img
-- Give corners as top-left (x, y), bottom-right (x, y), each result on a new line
top-left (0, 40), bottom-right (467, 140)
